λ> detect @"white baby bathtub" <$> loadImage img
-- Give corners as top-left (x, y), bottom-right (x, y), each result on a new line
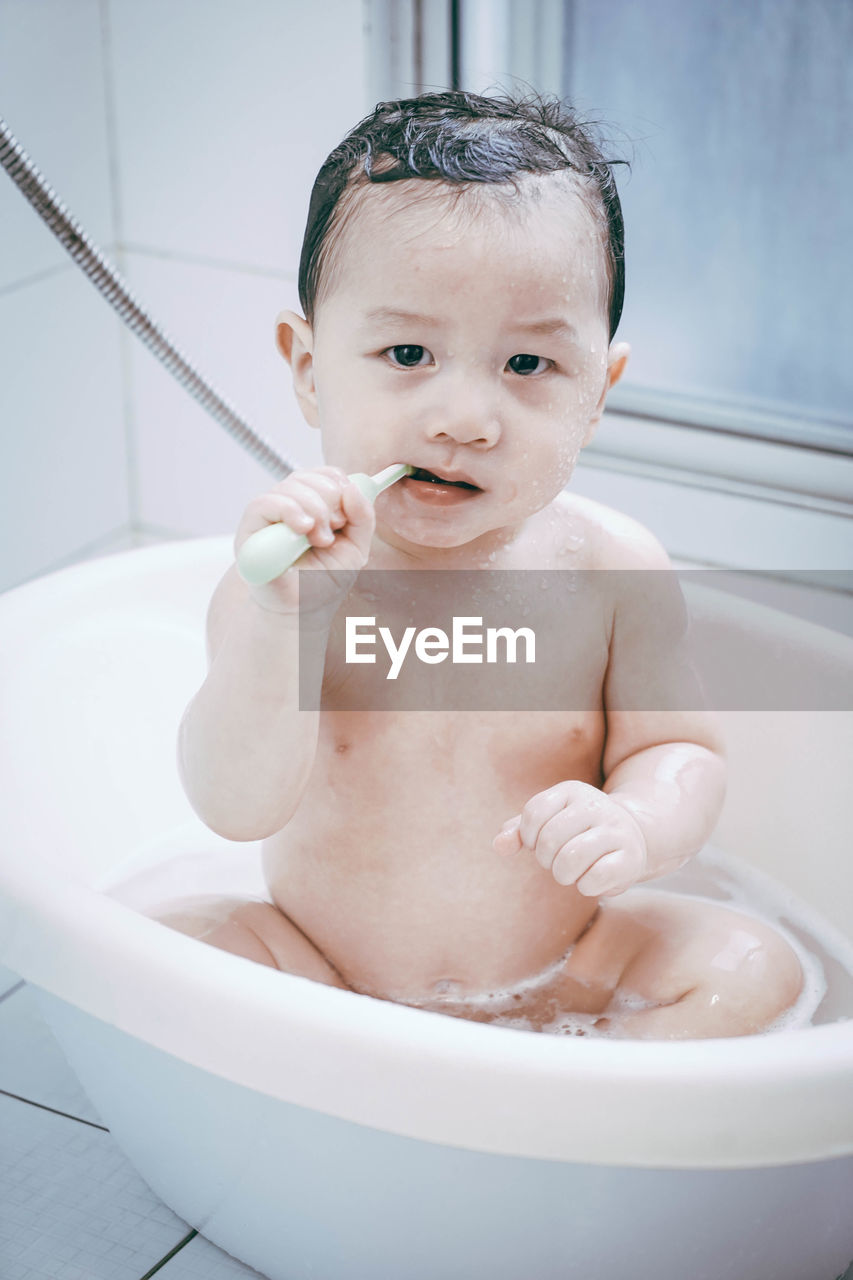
top-left (1, 538), bottom-right (851, 1280)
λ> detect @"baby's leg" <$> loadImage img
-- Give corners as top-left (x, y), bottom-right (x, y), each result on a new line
top-left (153, 896), bottom-right (348, 988)
top-left (594, 894), bottom-right (804, 1040)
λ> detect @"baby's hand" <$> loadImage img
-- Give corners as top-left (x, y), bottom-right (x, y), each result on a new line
top-left (493, 781), bottom-right (648, 898)
top-left (234, 466), bottom-right (375, 618)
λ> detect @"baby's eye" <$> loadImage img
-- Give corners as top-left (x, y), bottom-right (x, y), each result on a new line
top-left (507, 353), bottom-right (550, 376)
top-left (385, 344), bottom-right (432, 368)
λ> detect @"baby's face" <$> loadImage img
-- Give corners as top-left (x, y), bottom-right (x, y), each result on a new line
top-left (283, 176), bottom-right (627, 554)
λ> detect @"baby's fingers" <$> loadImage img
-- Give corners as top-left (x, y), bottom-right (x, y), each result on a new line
top-left (493, 815), bottom-right (523, 855)
top-left (511, 782), bottom-right (577, 852)
top-left (550, 826), bottom-right (616, 884)
top-left (575, 848), bottom-right (644, 898)
top-left (285, 475), bottom-right (347, 537)
top-left (525, 803), bottom-right (604, 876)
top-left (236, 472), bottom-right (338, 543)
top-left (337, 477), bottom-right (377, 557)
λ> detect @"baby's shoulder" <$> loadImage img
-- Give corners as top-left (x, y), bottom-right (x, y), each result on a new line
top-left (552, 492), bottom-right (673, 571)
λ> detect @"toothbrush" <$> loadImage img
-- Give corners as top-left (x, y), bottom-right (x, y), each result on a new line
top-left (236, 463), bottom-right (413, 586)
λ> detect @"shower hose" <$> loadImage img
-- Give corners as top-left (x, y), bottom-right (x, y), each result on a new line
top-left (0, 113), bottom-right (294, 479)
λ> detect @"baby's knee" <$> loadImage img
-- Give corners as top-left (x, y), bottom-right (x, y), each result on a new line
top-left (700, 915), bottom-right (804, 1032)
top-left (746, 920), bottom-right (803, 1013)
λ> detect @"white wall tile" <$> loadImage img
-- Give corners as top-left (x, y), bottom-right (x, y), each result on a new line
top-left (108, 0), bottom-right (370, 272)
top-left (124, 253), bottom-right (321, 536)
top-left (0, 0), bottom-right (115, 291)
top-left (0, 270), bottom-right (129, 591)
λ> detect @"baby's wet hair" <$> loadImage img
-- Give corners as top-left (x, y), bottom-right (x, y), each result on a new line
top-left (298, 89), bottom-right (627, 340)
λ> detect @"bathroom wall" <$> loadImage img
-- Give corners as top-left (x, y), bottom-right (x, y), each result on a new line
top-left (0, 0), bottom-right (128, 591)
top-left (0, 0), bottom-right (369, 592)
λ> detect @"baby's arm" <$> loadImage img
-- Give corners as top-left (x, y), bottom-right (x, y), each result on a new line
top-left (178, 467), bottom-right (373, 841)
top-left (494, 521), bottom-right (726, 897)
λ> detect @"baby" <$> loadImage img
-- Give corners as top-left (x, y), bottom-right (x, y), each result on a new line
top-left (168, 91), bottom-right (803, 1039)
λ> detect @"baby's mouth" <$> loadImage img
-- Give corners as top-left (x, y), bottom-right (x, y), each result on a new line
top-left (407, 467), bottom-right (481, 491)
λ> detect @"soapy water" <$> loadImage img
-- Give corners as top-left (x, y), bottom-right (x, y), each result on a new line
top-left (98, 832), bottom-right (849, 1038)
top-left (398, 943), bottom-right (669, 1036)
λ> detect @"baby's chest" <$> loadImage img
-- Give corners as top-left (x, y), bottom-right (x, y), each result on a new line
top-left (316, 707), bottom-right (607, 804)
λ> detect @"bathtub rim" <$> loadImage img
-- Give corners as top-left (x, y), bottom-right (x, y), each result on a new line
top-left (1, 537), bottom-right (852, 1171)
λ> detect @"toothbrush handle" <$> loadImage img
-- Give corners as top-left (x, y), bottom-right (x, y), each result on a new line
top-left (237, 523), bottom-right (312, 586)
top-left (236, 466), bottom-right (409, 585)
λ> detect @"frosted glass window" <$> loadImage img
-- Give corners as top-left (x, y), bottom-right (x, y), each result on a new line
top-left (565, 0), bottom-right (852, 442)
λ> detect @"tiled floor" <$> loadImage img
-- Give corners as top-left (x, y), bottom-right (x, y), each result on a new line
top-left (0, 966), bottom-right (265, 1279)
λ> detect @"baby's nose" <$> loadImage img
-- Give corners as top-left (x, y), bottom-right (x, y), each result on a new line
top-left (425, 382), bottom-right (501, 448)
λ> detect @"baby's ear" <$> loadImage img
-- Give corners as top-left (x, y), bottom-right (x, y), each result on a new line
top-left (584, 341), bottom-right (630, 445)
top-left (276, 310), bottom-right (318, 427)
